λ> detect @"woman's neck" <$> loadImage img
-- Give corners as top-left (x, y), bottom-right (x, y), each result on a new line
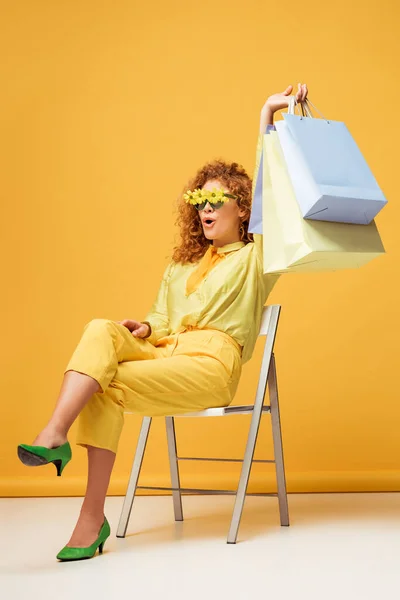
top-left (212, 235), bottom-right (241, 248)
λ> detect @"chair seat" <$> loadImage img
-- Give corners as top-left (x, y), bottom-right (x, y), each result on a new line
top-left (171, 404), bottom-right (271, 418)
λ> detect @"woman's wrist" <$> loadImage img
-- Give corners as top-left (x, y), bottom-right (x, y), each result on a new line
top-left (259, 105), bottom-right (274, 133)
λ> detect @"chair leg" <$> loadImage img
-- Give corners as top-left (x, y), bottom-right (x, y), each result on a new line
top-left (116, 416), bottom-right (152, 538)
top-left (227, 392), bottom-right (265, 544)
top-left (269, 353), bottom-right (290, 527)
top-left (165, 416), bottom-right (183, 521)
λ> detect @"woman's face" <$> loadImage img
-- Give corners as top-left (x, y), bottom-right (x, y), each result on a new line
top-left (199, 179), bottom-right (246, 247)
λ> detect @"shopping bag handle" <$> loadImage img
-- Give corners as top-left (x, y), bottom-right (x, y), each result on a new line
top-left (287, 96), bottom-right (330, 124)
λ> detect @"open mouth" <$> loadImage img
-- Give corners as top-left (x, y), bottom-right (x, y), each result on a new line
top-left (203, 219), bottom-right (215, 227)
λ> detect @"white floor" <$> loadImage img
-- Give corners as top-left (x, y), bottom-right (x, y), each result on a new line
top-left (1, 493), bottom-right (399, 599)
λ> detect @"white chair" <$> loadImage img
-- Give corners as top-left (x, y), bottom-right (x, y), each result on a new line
top-left (116, 304), bottom-right (289, 544)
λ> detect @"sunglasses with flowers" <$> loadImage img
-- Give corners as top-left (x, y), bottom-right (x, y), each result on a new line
top-left (183, 187), bottom-right (238, 211)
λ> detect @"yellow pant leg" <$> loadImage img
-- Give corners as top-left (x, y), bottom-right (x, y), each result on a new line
top-left (64, 318), bottom-right (167, 453)
top-left (114, 350), bottom-right (242, 417)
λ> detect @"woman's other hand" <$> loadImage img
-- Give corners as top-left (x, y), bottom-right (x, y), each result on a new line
top-left (259, 83), bottom-right (308, 132)
top-left (116, 319), bottom-right (150, 338)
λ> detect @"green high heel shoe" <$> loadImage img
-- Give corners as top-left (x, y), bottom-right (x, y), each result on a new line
top-left (56, 517), bottom-right (111, 561)
top-left (17, 441), bottom-right (72, 476)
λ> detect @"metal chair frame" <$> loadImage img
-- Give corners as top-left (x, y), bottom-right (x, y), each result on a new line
top-left (116, 304), bottom-right (289, 544)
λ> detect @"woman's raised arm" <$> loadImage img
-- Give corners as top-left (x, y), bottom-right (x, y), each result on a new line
top-left (251, 83), bottom-right (308, 271)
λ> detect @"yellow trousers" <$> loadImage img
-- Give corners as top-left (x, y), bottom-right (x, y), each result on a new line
top-left (64, 319), bottom-right (243, 453)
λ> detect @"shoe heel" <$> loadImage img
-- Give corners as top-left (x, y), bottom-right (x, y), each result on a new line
top-left (53, 459), bottom-right (68, 477)
top-left (99, 542), bottom-right (105, 554)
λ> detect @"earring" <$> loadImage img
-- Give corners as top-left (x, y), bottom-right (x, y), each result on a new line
top-left (239, 221), bottom-right (245, 239)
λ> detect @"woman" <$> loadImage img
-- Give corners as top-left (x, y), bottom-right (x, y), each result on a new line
top-left (17, 83), bottom-right (309, 561)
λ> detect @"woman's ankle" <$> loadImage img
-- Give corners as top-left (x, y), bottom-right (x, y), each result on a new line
top-left (79, 504), bottom-right (105, 522)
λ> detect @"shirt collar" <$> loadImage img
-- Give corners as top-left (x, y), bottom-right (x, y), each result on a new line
top-left (210, 241), bottom-right (246, 255)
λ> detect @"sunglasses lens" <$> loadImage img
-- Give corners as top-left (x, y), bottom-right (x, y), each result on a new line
top-left (194, 200), bottom-right (225, 211)
top-left (212, 201), bottom-right (225, 209)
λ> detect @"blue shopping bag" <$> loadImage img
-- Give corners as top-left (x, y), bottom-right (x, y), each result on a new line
top-left (275, 98), bottom-right (388, 225)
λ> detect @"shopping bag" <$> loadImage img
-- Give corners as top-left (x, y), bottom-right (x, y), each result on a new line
top-left (262, 130), bottom-right (385, 274)
top-left (275, 98), bottom-right (388, 225)
top-left (248, 124), bottom-right (272, 234)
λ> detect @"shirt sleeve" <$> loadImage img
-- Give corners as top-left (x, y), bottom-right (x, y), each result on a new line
top-left (142, 261), bottom-right (174, 345)
top-left (252, 124), bottom-right (276, 266)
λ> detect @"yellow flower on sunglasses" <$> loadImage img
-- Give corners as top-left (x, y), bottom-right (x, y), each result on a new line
top-left (183, 187), bottom-right (238, 206)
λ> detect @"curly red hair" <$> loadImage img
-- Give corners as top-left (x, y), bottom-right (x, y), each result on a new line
top-left (172, 159), bottom-right (254, 264)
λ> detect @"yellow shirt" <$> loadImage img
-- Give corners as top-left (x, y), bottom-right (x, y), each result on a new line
top-left (143, 133), bottom-right (281, 365)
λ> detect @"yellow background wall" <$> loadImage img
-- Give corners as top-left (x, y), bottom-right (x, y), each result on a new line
top-left (1, 0), bottom-right (399, 497)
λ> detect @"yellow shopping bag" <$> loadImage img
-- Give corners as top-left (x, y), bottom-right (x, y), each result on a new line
top-left (262, 131), bottom-right (386, 274)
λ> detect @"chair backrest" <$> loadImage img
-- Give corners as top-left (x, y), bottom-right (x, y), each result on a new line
top-left (249, 304), bottom-right (281, 415)
top-left (259, 304), bottom-right (281, 337)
